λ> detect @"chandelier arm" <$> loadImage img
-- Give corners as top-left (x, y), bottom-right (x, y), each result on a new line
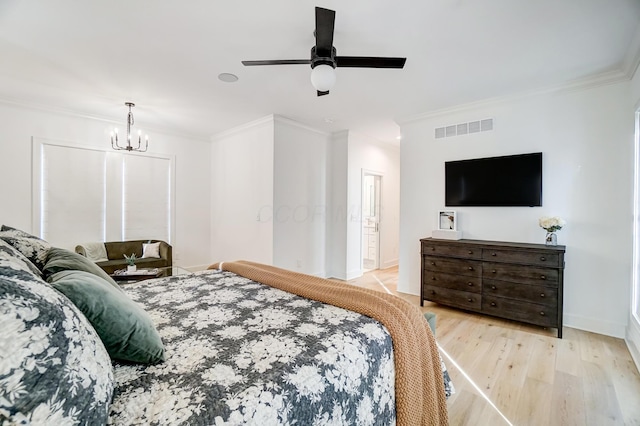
top-left (111, 133), bottom-right (125, 150)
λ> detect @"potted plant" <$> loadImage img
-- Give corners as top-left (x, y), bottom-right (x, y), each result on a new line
top-left (124, 253), bottom-right (137, 273)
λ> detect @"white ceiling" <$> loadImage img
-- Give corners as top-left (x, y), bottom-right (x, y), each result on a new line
top-left (1, 0), bottom-right (639, 143)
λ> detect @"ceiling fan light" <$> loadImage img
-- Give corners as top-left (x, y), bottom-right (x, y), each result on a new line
top-left (310, 64), bottom-right (336, 92)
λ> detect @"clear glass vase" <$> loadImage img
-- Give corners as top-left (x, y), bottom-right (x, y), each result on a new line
top-left (545, 232), bottom-right (557, 246)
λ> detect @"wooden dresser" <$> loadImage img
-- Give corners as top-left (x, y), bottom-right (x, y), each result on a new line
top-left (420, 238), bottom-right (566, 338)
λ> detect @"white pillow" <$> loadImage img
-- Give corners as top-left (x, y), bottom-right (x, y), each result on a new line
top-left (83, 242), bottom-right (109, 262)
top-left (142, 242), bottom-right (161, 259)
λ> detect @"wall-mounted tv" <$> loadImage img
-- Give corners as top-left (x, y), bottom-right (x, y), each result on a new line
top-left (445, 152), bottom-right (542, 207)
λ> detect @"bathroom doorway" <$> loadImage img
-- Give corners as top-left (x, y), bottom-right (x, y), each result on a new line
top-left (362, 172), bottom-right (381, 271)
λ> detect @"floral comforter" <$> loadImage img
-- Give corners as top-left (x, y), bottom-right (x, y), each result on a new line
top-left (109, 269), bottom-right (449, 425)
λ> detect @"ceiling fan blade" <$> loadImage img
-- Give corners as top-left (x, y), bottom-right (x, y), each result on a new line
top-left (335, 56), bottom-right (406, 68)
top-left (317, 90), bottom-right (330, 97)
top-left (315, 7), bottom-right (335, 56)
top-left (242, 59), bottom-right (311, 66)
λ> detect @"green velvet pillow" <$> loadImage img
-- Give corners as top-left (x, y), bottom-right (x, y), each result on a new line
top-left (48, 270), bottom-right (165, 364)
top-left (43, 247), bottom-right (122, 292)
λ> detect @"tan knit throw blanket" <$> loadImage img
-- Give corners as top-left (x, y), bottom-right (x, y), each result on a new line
top-left (208, 261), bottom-right (449, 426)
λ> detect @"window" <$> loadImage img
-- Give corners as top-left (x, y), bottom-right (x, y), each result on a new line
top-left (633, 111), bottom-right (640, 323)
top-left (33, 138), bottom-right (174, 246)
top-left (122, 154), bottom-right (172, 242)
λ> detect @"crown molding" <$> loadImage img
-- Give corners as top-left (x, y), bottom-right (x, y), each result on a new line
top-left (398, 68), bottom-right (630, 125)
top-left (210, 115), bottom-right (275, 141)
top-left (623, 26), bottom-right (640, 80)
top-left (347, 129), bottom-right (400, 151)
top-left (212, 114), bottom-right (332, 142)
top-left (0, 95), bottom-right (115, 123)
top-left (273, 114), bottom-right (331, 137)
top-left (0, 95), bottom-right (211, 142)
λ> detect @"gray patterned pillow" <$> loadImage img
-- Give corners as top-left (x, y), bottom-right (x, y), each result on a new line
top-left (0, 238), bottom-right (42, 278)
top-left (0, 251), bottom-right (114, 424)
top-left (0, 225), bottom-right (51, 273)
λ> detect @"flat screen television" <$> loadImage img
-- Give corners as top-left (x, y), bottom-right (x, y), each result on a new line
top-left (445, 152), bottom-right (542, 207)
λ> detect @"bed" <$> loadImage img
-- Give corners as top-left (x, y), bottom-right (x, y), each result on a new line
top-left (0, 226), bottom-right (452, 426)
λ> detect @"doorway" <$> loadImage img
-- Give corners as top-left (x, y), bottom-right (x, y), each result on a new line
top-left (362, 172), bottom-right (382, 271)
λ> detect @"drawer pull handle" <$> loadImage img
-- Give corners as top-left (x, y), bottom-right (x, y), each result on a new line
top-left (490, 302), bottom-right (496, 307)
top-left (468, 266), bottom-right (474, 271)
top-left (431, 247), bottom-right (435, 251)
top-left (540, 293), bottom-right (545, 298)
top-left (467, 282), bottom-right (473, 286)
top-left (491, 252), bottom-right (497, 257)
top-left (491, 285), bottom-right (497, 290)
top-left (468, 250), bottom-right (473, 255)
top-left (431, 262), bottom-right (436, 266)
top-left (540, 256), bottom-right (546, 261)
top-left (432, 276), bottom-right (436, 280)
top-left (540, 311), bottom-right (545, 316)
top-left (431, 290), bottom-right (436, 295)
top-left (467, 298), bottom-right (473, 302)
top-left (492, 269), bottom-right (497, 274)
top-left (540, 275), bottom-right (546, 280)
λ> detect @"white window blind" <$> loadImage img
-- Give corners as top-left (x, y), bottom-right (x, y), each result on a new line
top-left (122, 155), bottom-right (171, 242)
top-left (634, 111), bottom-right (640, 324)
top-left (41, 144), bottom-right (106, 247)
top-left (34, 138), bottom-right (174, 248)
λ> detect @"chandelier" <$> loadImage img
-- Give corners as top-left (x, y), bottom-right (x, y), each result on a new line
top-left (111, 102), bottom-right (149, 152)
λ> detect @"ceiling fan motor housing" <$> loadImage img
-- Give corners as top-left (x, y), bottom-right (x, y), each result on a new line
top-left (310, 46), bottom-right (337, 69)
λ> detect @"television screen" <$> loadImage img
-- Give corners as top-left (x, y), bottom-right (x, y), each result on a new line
top-left (445, 152), bottom-right (542, 207)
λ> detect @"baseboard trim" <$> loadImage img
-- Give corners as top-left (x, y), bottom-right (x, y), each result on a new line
top-left (181, 264), bottom-right (211, 272)
top-left (346, 268), bottom-right (362, 281)
top-left (626, 316), bottom-right (640, 373)
top-left (381, 258), bottom-right (399, 269)
top-left (325, 271), bottom-right (345, 281)
top-left (563, 313), bottom-right (627, 338)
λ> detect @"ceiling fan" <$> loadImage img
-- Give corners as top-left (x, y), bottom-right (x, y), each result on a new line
top-left (241, 7), bottom-right (407, 96)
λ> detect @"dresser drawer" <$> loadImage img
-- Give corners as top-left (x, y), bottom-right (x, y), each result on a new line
top-left (483, 262), bottom-right (558, 286)
top-left (422, 242), bottom-right (482, 259)
top-left (482, 248), bottom-right (560, 267)
top-left (424, 256), bottom-right (482, 277)
top-left (482, 296), bottom-right (557, 327)
top-left (424, 285), bottom-right (481, 311)
top-left (423, 271), bottom-right (482, 293)
top-left (483, 279), bottom-right (557, 306)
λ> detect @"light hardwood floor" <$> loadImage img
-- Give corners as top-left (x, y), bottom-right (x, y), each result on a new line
top-left (347, 267), bottom-right (640, 426)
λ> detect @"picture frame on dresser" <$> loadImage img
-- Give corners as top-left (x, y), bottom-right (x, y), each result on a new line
top-left (438, 210), bottom-right (457, 231)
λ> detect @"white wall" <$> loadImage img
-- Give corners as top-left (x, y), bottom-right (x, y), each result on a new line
top-left (210, 116), bottom-right (400, 280)
top-left (326, 132), bottom-right (349, 279)
top-left (210, 116), bottom-right (274, 265)
top-left (627, 66), bottom-right (640, 366)
top-left (273, 117), bottom-right (330, 276)
top-left (399, 80), bottom-right (633, 338)
top-left (346, 132), bottom-right (400, 278)
top-left (0, 101), bottom-right (212, 269)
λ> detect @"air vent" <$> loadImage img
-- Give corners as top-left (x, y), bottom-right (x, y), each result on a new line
top-left (435, 118), bottom-right (494, 139)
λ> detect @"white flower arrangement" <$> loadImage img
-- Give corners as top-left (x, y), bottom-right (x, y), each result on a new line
top-left (538, 216), bottom-right (565, 233)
